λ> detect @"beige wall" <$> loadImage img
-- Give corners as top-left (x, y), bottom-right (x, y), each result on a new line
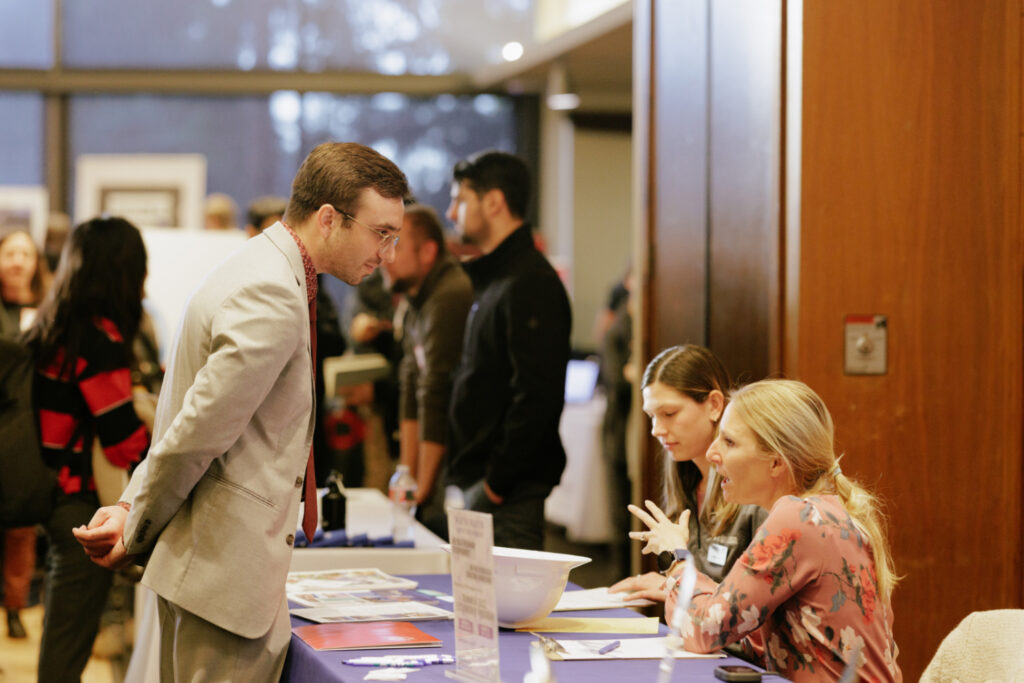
top-left (570, 128), bottom-right (633, 352)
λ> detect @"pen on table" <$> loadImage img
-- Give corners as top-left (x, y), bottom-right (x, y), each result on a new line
top-left (598, 640), bottom-right (621, 655)
top-left (344, 654), bottom-right (455, 667)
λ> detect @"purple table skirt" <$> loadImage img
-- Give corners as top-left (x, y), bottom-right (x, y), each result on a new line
top-left (282, 574), bottom-right (761, 682)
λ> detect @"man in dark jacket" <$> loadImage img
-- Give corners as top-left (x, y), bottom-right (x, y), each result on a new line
top-left (443, 151), bottom-right (571, 550)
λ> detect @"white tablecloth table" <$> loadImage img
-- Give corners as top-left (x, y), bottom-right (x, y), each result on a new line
top-left (546, 394), bottom-right (617, 543)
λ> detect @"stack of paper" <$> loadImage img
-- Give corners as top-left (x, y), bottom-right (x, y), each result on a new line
top-left (287, 568), bottom-right (454, 624)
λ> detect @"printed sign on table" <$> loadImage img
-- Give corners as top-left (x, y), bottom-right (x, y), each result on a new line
top-left (445, 508), bottom-right (503, 683)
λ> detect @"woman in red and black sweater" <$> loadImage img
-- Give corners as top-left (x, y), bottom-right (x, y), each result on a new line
top-left (23, 216), bottom-right (150, 683)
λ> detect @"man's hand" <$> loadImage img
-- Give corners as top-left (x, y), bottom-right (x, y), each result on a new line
top-left (607, 571), bottom-right (668, 603)
top-left (350, 313), bottom-right (392, 343)
top-left (72, 504), bottom-right (133, 570)
top-left (627, 501), bottom-right (690, 556)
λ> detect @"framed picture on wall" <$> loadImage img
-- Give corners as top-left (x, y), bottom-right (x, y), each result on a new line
top-left (0, 185), bottom-right (49, 246)
top-left (99, 187), bottom-right (181, 228)
top-left (75, 154), bottom-right (206, 229)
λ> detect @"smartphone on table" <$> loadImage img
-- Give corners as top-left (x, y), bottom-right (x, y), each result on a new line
top-left (713, 664), bottom-right (763, 682)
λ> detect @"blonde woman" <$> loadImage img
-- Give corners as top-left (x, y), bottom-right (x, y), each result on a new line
top-left (636, 379), bottom-right (901, 681)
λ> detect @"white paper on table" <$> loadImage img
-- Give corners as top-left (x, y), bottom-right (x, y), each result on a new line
top-left (554, 587), bottom-right (654, 611)
top-left (545, 637), bottom-right (725, 660)
top-left (285, 569), bottom-right (418, 595)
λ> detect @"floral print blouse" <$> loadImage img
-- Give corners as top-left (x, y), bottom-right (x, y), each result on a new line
top-left (668, 495), bottom-right (901, 682)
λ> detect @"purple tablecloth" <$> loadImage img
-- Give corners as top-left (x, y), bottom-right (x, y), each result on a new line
top-left (282, 574), bottom-right (761, 682)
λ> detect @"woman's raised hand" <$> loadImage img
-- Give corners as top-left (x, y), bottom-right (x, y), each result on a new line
top-left (627, 500), bottom-right (690, 555)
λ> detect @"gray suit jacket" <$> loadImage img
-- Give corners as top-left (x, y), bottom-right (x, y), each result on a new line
top-left (122, 223), bottom-right (314, 638)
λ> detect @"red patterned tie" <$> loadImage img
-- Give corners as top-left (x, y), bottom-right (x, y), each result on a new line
top-left (301, 297), bottom-right (318, 542)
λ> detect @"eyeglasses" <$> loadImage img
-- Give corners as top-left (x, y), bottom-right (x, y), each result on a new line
top-left (334, 207), bottom-right (399, 254)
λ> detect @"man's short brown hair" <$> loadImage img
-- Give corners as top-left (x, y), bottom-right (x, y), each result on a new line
top-left (284, 142), bottom-right (409, 223)
top-left (403, 204), bottom-right (447, 257)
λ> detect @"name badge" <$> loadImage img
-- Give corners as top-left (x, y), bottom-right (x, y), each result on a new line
top-left (707, 543), bottom-right (729, 567)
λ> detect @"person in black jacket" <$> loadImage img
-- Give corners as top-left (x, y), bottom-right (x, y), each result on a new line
top-left (442, 151), bottom-right (571, 550)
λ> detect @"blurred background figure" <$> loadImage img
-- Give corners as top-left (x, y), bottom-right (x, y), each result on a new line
top-left (387, 204), bottom-right (473, 532)
top-left (242, 194), bottom-right (347, 486)
top-left (342, 266), bottom-right (404, 491)
top-left (0, 230), bottom-right (52, 640)
top-left (43, 212), bottom-right (71, 274)
top-left (23, 217), bottom-right (151, 682)
top-left (202, 192), bottom-right (239, 231)
top-left (596, 266), bottom-right (634, 574)
top-left (244, 195), bottom-right (288, 238)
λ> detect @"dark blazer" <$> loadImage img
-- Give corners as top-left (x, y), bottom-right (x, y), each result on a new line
top-left (0, 338), bottom-right (55, 527)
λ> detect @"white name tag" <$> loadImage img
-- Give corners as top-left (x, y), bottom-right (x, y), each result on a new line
top-left (707, 543), bottom-right (728, 567)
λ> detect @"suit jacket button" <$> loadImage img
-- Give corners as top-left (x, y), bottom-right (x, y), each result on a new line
top-left (295, 476), bottom-right (303, 487)
top-left (286, 534), bottom-right (295, 546)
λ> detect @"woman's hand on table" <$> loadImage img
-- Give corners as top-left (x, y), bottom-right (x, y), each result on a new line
top-left (608, 571), bottom-right (667, 602)
top-left (627, 501), bottom-right (690, 556)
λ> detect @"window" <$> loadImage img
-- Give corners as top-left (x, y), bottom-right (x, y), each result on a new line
top-left (0, 93), bottom-right (45, 184)
top-left (69, 91), bottom-right (519, 220)
top-left (0, 2), bottom-right (53, 68)
top-left (62, 0), bottom-right (533, 73)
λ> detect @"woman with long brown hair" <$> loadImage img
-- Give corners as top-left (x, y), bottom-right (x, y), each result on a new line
top-left (23, 216), bottom-right (150, 682)
top-left (609, 345), bottom-right (767, 601)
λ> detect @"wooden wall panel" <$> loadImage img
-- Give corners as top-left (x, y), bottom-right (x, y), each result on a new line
top-left (638, 0), bottom-right (712, 537)
top-left (798, 2), bottom-right (1022, 677)
top-left (647, 0), bottom-right (710, 357)
top-left (708, 0), bottom-right (782, 384)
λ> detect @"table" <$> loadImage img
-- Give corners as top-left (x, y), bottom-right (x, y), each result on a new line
top-left (282, 574), bottom-right (762, 682)
top-left (126, 488), bottom-right (448, 682)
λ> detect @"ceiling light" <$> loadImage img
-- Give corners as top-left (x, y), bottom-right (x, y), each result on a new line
top-left (546, 93), bottom-right (580, 111)
top-left (502, 42), bottom-right (524, 62)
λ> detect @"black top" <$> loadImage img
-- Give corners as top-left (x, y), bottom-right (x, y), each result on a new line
top-left (446, 224), bottom-right (572, 497)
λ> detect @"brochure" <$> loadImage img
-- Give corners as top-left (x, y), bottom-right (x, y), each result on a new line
top-left (292, 620), bottom-right (442, 651)
top-left (289, 588), bottom-right (454, 623)
top-left (285, 568), bottom-right (418, 596)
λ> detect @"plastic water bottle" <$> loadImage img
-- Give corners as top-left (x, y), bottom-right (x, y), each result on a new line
top-left (388, 464), bottom-right (418, 542)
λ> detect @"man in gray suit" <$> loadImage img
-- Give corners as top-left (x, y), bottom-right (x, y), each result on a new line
top-left (73, 142), bottom-right (408, 681)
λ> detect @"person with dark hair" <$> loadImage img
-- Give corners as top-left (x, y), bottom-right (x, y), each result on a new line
top-left (386, 204), bottom-right (472, 523)
top-left (0, 230), bottom-right (51, 338)
top-left (609, 345), bottom-right (767, 602)
top-left (73, 142), bottom-right (409, 682)
top-left (0, 229), bottom-right (52, 640)
top-left (244, 195), bottom-right (288, 237)
top-left (21, 216), bottom-right (150, 681)
top-left (443, 151), bottom-right (571, 550)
